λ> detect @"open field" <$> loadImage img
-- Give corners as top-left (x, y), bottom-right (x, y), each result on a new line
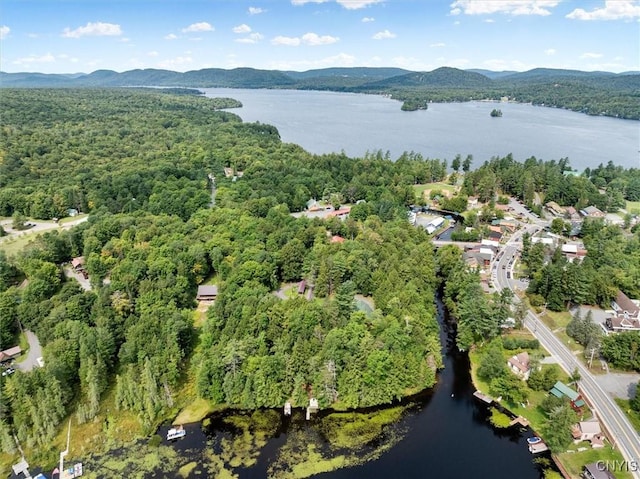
top-left (626, 201), bottom-right (640, 214)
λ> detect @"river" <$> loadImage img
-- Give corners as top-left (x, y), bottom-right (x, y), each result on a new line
top-left (202, 88), bottom-right (640, 172)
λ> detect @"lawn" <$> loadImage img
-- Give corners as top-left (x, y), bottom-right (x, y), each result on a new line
top-left (0, 233), bottom-right (40, 257)
top-left (413, 182), bottom-right (459, 197)
top-left (557, 444), bottom-right (634, 479)
top-left (626, 200), bottom-right (640, 215)
top-left (614, 399), bottom-right (640, 433)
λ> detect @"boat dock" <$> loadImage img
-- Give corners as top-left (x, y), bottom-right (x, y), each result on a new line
top-left (509, 416), bottom-right (530, 427)
top-left (284, 402), bottom-right (291, 416)
top-left (528, 442), bottom-right (549, 454)
top-left (473, 390), bottom-right (493, 404)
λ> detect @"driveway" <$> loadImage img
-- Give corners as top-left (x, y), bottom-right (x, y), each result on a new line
top-left (594, 372), bottom-right (639, 400)
top-left (16, 330), bottom-right (43, 372)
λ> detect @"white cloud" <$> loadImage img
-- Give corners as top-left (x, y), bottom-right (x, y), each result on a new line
top-left (13, 52), bottom-right (56, 65)
top-left (483, 18), bottom-right (495, 23)
top-left (291, 0), bottom-right (382, 8)
top-left (271, 32), bottom-right (338, 46)
top-left (450, 1), bottom-right (559, 16)
top-left (544, 48), bottom-right (556, 55)
top-left (157, 55), bottom-right (193, 70)
top-left (0, 26), bottom-right (10, 40)
top-left (181, 22), bottom-right (214, 33)
top-left (148, 51), bottom-right (159, 57)
top-left (430, 42), bottom-right (446, 48)
top-left (119, 37), bottom-right (131, 43)
top-left (233, 24), bottom-right (252, 34)
top-left (362, 17), bottom-right (375, 22)
top-left (248, 7), bottom-right (265, 15)
top-left (566, 0), bottom-right (640, 20)
top-left (62, 21), bottom-right (122, 38)
top-left (372, 29), bottom-right (396, 39)
top-left (336, 0), bottom-right (383, 8)
top-left (580, 52), bottom-right (603, 59)
top-left (165, 33), bottom-right (179, 40)
top-left (272, 35), bottom-right (301, 46)
top-left (482, 58), bottom-right (535, 71)
top-left (236, 32), bottom-right (264, 44)
top-left (302, 32), bottom-right (339, 45)
top-left (269, 52), bottom-right (356, 70)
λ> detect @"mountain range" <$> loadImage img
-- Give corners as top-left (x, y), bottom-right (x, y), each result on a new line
top-left (1, 66), bottom-right (638, 90)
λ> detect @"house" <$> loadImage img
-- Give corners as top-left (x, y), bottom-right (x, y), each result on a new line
top-left (583, 462), bottom-right (617, 479)
top-left (306, 199), bottom-right (322, 211)
top-left (545, 201), bottom-right (565, 217)
top-left (330, 235), bottom-right (345, 244)
top-left (572, 419), bottom-right (603, 443)
top-left (196, 284), bottom-right (218, 301)
top-left (326, 207), bottom-right (351, 220)
top-left (71, 256), bottom-right (85, 271)
top-left (499, 220), bottom-right (517, 233)
top-left (67, 208), bottom-right (79, 217)
top-left (507, 351), bottom-right (531, 380)
top-left (580, 206), bottom-right (605, 218)
top-left (0, 346), bottom-right (22, 363)
top-left (611, 290), bottom-right (640, 320)
top-left (425, 216), bottom-right (445, 235)
top-left (564, 206), bottom-right (581, 221)
top-left (606, 290), bottom-right (640, 332)
top-left (549, 381), bottom-right (586, 411)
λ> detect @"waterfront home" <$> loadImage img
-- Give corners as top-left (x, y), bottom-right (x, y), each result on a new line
top-left (507, 351), bottom-right (531, 380)
top-left (572, 419), bottom-right (603, 444)
top-left (580, 205), bottom-right (605, 218)
top-left (549, 381), bottom-right (585, 412)
top-left (582, 462), bottom-right (617, 479)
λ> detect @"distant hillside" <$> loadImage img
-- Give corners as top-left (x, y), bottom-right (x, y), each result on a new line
top-left (496, 68), bottom-right (615, 83)
top-left (285, 67), bottom-right (411, 81)
top-left (362, 67), bottom-right (493, 89)
top-left (466, 69), bottom-right (518, 80)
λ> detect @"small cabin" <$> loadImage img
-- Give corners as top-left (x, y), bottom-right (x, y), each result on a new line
top-left (196, 284), bottom-right (218, 301)
top-left (71, 256), bottom-right (85, 271)
top-left (0, 346), bottom-right (22, 363)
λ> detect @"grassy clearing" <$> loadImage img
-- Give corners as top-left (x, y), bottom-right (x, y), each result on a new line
top-left (558, 444), bottom-right (633, 479)
top-left (413, 182), bottom-right (458, 197)
top-left (0, 233), bottom-right (40, 257)
top-left (59, 214), bottom-right (88, 225)
top-left (626, 201), bottom-right (640, 214)
top-left (615, 399), bottom-right (640, 433)
top-left (173, 398), bottom-right (220, 425)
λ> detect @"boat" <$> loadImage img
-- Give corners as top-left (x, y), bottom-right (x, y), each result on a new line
top-left (527, 436), bottom-right (542, 445)
top-left (167, 425), bottom-right (186, 440)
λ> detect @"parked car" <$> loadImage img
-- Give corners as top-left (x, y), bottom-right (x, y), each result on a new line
top-left (2, 368), bottom-right (15, 377)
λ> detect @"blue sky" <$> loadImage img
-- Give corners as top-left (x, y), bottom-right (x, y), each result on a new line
top-left (1, 0), bottom-right (639, 74)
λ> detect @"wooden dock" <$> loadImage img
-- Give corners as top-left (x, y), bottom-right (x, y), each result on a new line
top-left (509, 416), bottom-right (530, 427)
top-left (528, 442), bottom-right (549, 454)
top-left (473, 390), bottom-right (493, 404)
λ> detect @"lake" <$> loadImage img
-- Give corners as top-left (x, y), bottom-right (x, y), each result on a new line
top-left (202, 88), bottom-right (640, 172)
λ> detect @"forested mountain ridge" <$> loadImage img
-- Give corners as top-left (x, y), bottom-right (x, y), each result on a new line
top-left (2, 66), bottom-right (638, 119)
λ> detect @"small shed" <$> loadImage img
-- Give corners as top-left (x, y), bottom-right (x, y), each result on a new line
top-left (196, 284), bottom-right (218, 301)
top-left (71, 256), bottom-right (85, 271)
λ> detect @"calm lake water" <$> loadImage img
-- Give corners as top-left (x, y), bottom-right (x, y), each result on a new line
top-left (203, 88), bottom-right (640, 171)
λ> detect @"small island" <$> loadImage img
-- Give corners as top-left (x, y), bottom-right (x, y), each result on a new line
top-left (401, 98), bottom-right (429, 111)
top-left (490, 108), bottom-right (503, 117)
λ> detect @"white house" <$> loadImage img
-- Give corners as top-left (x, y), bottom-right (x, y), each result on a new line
top-left (507, 351), bottom-right (531, 380)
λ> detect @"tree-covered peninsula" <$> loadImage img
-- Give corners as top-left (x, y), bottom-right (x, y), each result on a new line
top-left (0, 89), bottom-right (447, 469)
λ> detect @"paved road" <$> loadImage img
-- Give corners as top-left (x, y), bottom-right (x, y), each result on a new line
top-left (494, 231), bottom-right (640, 478)
top-left (16, 330), bottom-right (42, 373)
top-left (0, 216), bottom-right (89, 245)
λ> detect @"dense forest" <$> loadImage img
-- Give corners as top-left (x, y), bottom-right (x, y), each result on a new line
top-left (0, 89), bottom-right (447, 459)
top-left (2, 65), bottom-right (639, 119)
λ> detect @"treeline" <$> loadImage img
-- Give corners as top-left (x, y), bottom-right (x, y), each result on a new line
top-left (460, 155), bottom-right (638, 212)
top-left (521, 217), bottom-right (640, 310)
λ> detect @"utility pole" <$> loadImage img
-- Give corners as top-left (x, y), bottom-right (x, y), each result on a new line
top-left (588, 348), bottom-right (596, 369)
